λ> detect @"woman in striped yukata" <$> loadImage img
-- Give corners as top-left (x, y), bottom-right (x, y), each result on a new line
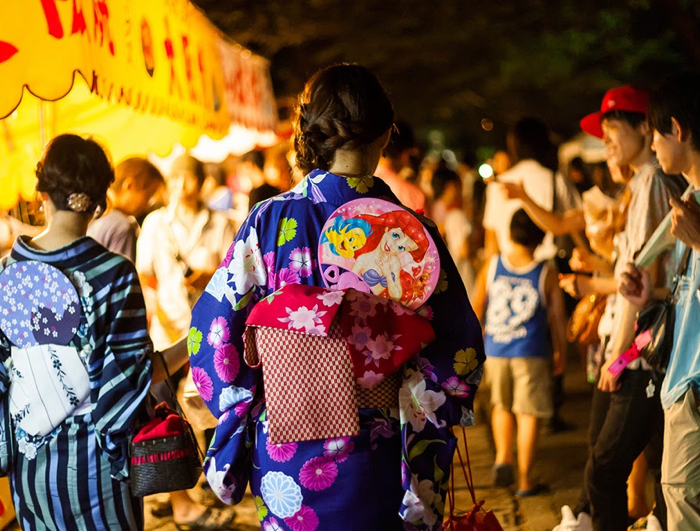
top-left (0, 134), bottom-right (174, 530)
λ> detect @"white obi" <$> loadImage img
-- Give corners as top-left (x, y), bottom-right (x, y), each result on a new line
top-left (8, 344), bottom-right (91, 437)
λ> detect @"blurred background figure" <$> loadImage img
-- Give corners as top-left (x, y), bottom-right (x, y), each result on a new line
top-left (135, 153), bottom-right (237, 529)
top-left (242, 149), bottom-right (282, 211)
top-left (264, 141), bottom-right (293, 193)
top-left (567, 156), bottom-right (594, 196)
top-left (431, 163), bottom-right (474, 292)
top-left (482, 118), bottom-right (561, 263)
top-left (137, 153), bottom-right (235, 349)
top-left (375, 119), bottom-right (427, 212)
top-left (0, 210), bottom-right (42, 256)
top-left (87, 157), bottom-right (165, 262)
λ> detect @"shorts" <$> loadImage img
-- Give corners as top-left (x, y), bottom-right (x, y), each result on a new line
top-left (485, 356), bottom-right (553, 418)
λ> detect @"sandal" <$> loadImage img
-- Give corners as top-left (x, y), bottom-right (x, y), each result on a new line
top-left (149, 498), bottom-right (174, 518)
top-left (491, 463), bottom-right (514, 487)
top-left (515, 483), bottom-right (549, 497)
top-left (174, 506), bottom-right (237, 531)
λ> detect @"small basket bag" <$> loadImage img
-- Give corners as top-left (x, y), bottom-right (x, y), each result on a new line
top-left (129, 353), bottom-right (203, 497)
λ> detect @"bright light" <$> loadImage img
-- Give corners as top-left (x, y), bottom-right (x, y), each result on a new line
top-left (478, 163), bottom-right (494, 179)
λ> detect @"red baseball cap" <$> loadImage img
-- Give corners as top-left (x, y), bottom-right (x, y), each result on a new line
top-left (580, 86), bottom-right (649, 138)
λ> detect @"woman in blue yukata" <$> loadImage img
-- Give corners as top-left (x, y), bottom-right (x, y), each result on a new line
top-left (188, 64), bottom-right (485, 530)
top-left (0, 134), bottom-right (189, 530)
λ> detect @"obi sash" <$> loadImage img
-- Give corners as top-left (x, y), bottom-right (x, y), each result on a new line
top-left (243, 284), bottom-right (435, 444)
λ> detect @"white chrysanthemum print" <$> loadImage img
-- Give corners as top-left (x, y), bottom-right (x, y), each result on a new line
top-left (260, 471), bottom-right (303, 518)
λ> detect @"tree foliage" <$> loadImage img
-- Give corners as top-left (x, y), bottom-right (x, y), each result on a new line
top-left (194, 0), bottom-right (697, 148)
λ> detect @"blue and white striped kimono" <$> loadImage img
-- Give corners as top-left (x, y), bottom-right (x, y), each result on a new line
top-left (0, 236), bottom-right (152, 530)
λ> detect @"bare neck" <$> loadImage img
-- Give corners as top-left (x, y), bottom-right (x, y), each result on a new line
top-left (506, 244), bottom-right (536, 267)
top-left (30, 209), bottom-right (91, 251)
top-left (328, 148), bottom-right (379, 178)
top-left (628, 143), bottom-right (654, 174)
top-left (684, 151), bottom-right (700, 189)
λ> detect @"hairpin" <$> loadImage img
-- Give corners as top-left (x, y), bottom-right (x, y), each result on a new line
top-left (66, 193), bottom-right (93, 213)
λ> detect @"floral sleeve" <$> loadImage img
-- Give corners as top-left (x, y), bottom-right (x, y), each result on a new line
top-left (188, 218), bottom-right (267, 505)
top-left (398, 221), bottom-right (485, 530)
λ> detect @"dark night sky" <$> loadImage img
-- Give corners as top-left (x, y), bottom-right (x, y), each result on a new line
top-left (194, 0), bottom-right (698, 155)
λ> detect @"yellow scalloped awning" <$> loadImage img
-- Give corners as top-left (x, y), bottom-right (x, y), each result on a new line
top-left (0, 0), bottom-right (278, 210)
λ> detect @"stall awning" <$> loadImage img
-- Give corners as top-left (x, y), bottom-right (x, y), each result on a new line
top-left (0, 0), bottom-right (278, 209)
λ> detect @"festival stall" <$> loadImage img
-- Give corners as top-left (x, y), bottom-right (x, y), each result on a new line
top-left (0, 0), bottom-right (278, 210)
top-left (0, 1), bottom-right (276, 523)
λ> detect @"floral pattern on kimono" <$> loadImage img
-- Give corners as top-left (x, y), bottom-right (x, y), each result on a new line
top-left (189, 170), bottom-right (485, 530)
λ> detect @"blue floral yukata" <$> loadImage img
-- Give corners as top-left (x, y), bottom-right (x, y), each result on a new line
top-left (189, 170), bottom-right (485, 530)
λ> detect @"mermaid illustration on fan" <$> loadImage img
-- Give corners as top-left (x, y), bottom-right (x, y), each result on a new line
top-left (322, 208), bottom-right (430, 304)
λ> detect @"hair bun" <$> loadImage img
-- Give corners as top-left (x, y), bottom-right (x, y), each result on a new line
top-left (293, 64), bottom-right (394, 175)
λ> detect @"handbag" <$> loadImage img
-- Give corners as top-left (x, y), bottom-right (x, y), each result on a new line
top-left (444, 427), bottom-right (503, 531)
top-left (129, 352), bottom-right (203, 497)
top-left (634, 246), bottom-right (692, 371)
top-left (566, 293), bottom-right (607, 346)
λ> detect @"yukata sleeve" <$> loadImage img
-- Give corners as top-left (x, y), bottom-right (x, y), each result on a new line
top-left (398, 226), bottom-right (485, 530)
top-left (91, 259), bottom-right (153, 481)
top-left (409, 225), bottom-right (485, 428)
top-left (188, 218), bottom-right (267, 505)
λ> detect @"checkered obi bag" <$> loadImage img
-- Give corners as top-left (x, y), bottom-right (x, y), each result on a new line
top-left (244, 284), bottom-right (436, 444)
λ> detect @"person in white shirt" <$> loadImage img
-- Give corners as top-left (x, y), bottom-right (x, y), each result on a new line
top-left (137, 155), bottom-right (236, 350)
top-left (483, 118), bottom-right (560, 263)
top-left (136, 154), bottom-right (237, 529)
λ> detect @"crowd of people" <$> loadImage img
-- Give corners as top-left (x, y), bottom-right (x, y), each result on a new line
top-left (0, 63), bottom-right (699, 531)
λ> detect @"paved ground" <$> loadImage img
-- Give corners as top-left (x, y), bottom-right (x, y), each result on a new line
top-left (144, 356), bottom-right (601, 531)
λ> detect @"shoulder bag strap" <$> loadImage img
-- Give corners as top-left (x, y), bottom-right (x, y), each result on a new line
top-left (154, 351), bottom-right (205, 460)
top-left (669, 246), bottom-right (693, 301)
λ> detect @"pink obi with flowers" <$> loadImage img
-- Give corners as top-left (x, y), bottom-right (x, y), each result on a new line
top-left (243, 284), bottom-right (435, 444)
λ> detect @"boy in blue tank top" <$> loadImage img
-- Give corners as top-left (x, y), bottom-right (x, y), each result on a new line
top-left (473, 209), bottom-right (567, 496)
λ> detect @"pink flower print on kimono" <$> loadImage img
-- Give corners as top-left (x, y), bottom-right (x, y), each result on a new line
top-left (288, 247), bottom-right (315, 278)
top-left (299, 457), bottom-right (338, 491)
top-left (214, 343), bottom-right (239, 383)
top-left (278, 305), bottom-right (327, 335)
top-left (442, 376), bottom-right (470, 398)
top-left (191, 367), bottom-right (214, 401)
top-left (263, 518), bottom-right (284, 531)
top-left (284, 506), bottom-right (319, 531)
top-left (207, 317), bottom-right (230, 348)
top-left (266, 439), bottom-right (298, 463)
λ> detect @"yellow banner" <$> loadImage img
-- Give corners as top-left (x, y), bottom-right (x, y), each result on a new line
top-left (0, 0), bottom-right (275, 136)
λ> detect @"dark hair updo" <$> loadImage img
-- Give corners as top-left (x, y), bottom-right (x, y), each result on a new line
top-left (36, 134), bottom-right (114, 214)
top-left (293, 64), bottom-right (395, 174)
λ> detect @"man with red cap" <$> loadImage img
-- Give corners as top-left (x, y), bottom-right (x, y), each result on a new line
top-left (555, 88), bottom-right (686, 531)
